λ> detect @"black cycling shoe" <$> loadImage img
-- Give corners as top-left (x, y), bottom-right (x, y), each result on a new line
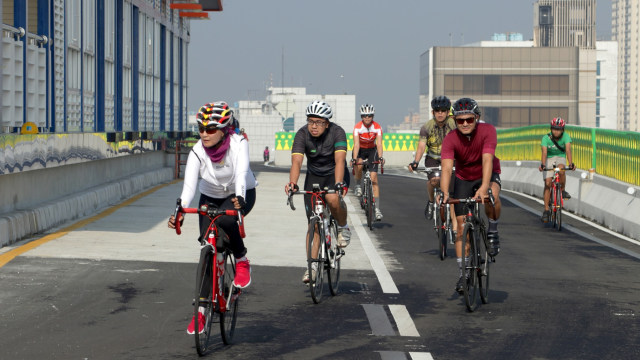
top-left (562, 190), bottom-right (571, 199)
top-left (455, 276), bottom-right (466, 294)
top-left (487, 232), bottom-right (500, 257)
top-left (425, 201), bottom-right (434, 220)
top-left (541, 210), bottom-right (551, 223)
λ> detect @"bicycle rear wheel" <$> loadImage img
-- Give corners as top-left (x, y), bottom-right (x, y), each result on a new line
top-left (462, 224), bottom-right (479, 312)
top-left (478, 225), bottom-right (490, 304)
top-left (326, 220), bottom-right (341, 296)
top-left (194, 246), bottom-right (215, 356)
top-left (307, 217), bottom-right (325, 304)
top-left (556, 188), bottom-right (563, 231)
top-left (220, 250), bottom-right (238, 345)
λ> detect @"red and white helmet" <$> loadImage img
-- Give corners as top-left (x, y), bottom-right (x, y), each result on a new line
top-left (551, 117), bottom-right (565, 130)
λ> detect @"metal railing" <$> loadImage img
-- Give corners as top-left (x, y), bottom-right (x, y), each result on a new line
top-left (496, 125), bottom-right (640, 186)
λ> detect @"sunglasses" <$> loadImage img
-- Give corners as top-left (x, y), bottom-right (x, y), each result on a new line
top-left (455, 117), bottom-right (476, 125)
top-left (433, 108), bottom-right (449, 113)
top-left (198, 126), bottom-right (219, 134)
top-left (361, 114), bottom-right (373, 118)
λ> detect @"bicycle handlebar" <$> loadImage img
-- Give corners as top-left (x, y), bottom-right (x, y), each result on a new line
top-left (287, 187), bottom-right (345, 211)
top-left (446, 189), bottom-right (495, 206)
top-left (541, 164), bottom-right (575, 172)
top-left (173, 199), bottom-right (244, 238)
top-left (351, 159), bottom-right (384, 174)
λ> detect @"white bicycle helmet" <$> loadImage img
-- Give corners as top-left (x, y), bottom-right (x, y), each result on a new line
top-left (305, 100), bottom-right (333, 120)
top-left (360, 104), bottom-right (375, 116)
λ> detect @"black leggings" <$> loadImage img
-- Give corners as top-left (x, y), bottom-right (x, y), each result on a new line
top-left (198, 189), bottom-right (256, 259)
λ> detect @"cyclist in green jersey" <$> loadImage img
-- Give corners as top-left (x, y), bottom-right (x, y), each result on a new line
top-left (538, 117), bottom-right (575, 222)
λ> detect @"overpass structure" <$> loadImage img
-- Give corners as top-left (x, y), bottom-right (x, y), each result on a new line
top-left (1, 126), bottom-right (639, 247)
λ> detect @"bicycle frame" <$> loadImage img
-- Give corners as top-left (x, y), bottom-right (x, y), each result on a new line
top-left (447, 192), bottom-right (494, 312)
top-left (288, 185), bottom-right (344, 303)
top-left (353, 159), bottom-right (383, 229)
top-left (543, 165), bottom-right (567, 230)
top-left (172, 200), bottom-right (245, 353)
top-left (174, 204), bottom-right (245, 311)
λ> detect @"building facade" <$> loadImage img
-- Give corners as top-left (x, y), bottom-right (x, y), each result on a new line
top-left (236, 86), bottom-right (356, 162)
top-left (533, 0), bottom-right (596, 49)
top-left (612, 0), bottom-right (640, 131)
top-left (420, 45), bottom-right (598, 128)
top-left (1, 0), bottom-right (190, 135)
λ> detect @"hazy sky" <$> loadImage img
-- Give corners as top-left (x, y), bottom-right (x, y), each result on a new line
top-left (187, 0), bottom-right (613, 128)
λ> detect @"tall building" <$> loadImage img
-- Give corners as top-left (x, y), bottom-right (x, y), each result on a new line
top-left (534, 0), bottom-right (596, 49)
top-left (612, 0), bottom-right (640, 131)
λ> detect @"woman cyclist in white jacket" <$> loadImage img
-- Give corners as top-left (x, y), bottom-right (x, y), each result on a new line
top-left (168, 101), bottom-right (257, 334)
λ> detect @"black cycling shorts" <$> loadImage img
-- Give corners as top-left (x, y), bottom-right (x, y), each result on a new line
top-left (356, 148), bottom-right (380, 173)
top-left (452, 173), bottom-right (501, 215)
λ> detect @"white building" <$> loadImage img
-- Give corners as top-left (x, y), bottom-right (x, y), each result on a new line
top-left (596, 41), bottom-right (618, 129)
top-left (236, 87), bottom-right (355, 162)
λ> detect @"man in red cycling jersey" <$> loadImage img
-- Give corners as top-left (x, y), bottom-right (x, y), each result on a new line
top-left (352, 104), bottom-right (384, 221)
top-left (440, 98), bottom-right (502, 294)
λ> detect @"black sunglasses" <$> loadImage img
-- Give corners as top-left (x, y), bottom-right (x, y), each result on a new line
top-left (198, 126), bottom-right (219, 134)
top-left (455, 117), bottom-right (475, 125)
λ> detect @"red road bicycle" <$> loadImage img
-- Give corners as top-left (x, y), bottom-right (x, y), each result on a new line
top-left (542, 164), bottom-right (574, 231)
top-left (173, 199), bottom-right (245, 356)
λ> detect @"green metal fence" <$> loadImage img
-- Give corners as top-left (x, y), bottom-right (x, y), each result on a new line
top-left (496, 125), bottom-right (640, 186)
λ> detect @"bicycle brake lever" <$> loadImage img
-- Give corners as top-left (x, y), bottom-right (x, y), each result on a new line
top-left (287, 193), bottom-right (296, 211)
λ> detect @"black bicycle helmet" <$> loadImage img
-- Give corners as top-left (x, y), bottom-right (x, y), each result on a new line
top-left (452, 97), bottom-right (481, 116)
top-left (431, 96), bottom-right (451, 111)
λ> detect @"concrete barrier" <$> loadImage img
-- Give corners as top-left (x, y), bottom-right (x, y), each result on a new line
top-left (500, 160), bottom-right (640, 240)
top-left (0, 152), bottom-right (174, 247)
top-left (274, 149), bottom-right (640, 240)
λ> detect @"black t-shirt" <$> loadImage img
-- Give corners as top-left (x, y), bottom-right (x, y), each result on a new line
top-left (291, 123), bottom-right (348, 177)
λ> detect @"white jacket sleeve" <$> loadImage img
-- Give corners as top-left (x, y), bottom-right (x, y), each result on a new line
top-left (180, 149), bottom-right (201, 208)
top-left (234, 138), bottom-right (250, 199)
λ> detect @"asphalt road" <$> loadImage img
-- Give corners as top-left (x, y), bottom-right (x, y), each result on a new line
top-left (0, 164), bottom-right (638, 360)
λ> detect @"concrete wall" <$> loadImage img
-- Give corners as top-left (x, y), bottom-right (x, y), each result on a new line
top-left (0, 152), bottom-right (174, 246)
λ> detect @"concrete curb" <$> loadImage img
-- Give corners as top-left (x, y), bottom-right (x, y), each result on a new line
top-left (0, 167), bottom-right (173, 246)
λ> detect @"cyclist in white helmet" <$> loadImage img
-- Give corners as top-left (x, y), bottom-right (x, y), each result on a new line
top-left (285, 100), bottom-right (351, 284)
top-left (352, 104), bottom-right (384, 221)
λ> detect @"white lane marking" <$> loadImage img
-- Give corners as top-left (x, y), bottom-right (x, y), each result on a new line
top-left (389, 304), bottom-right (420, 337)
top-left (502, 193), bottom-right (640, 260)
top-left (502, 189), bottom-right (640, 245)
top-left (410, 352), bottom-right (435, 360)
top-left (362, 304), bottom-right (396, 336)
top-left (345, 197), bottom-right (399, 294)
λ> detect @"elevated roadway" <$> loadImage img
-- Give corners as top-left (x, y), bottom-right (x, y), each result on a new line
top-left (1, 164), bottom-right (638, 359)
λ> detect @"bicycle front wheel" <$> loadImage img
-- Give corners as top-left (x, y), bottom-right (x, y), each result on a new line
top-left (478, 225), bottom-right (490, 304)
top-left (194, 246), bottom-right (215, 356)
top-left (327, 220), bottom-right (341, 296)
top-left (436, 206), bottom-right (446, 260)
top-left (365, 179), bottom-right (374, 230)
top-left (220, 250), bottom-right (238, 345)
top-left (556, 187), bottom-right (563, 231)
top-left (551, 186), bottom-right (558, 228)
top-left (462, 224), bottom-right (479, 312)
top-left (307, 217), bottom-right (325, 304)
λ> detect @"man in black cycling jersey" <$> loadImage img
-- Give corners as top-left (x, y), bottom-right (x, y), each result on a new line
top-left (285, 100), bottom-right (351, 284)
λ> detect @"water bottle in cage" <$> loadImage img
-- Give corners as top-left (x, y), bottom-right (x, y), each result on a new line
top-left (315, 199), bottom-right (324, 214)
